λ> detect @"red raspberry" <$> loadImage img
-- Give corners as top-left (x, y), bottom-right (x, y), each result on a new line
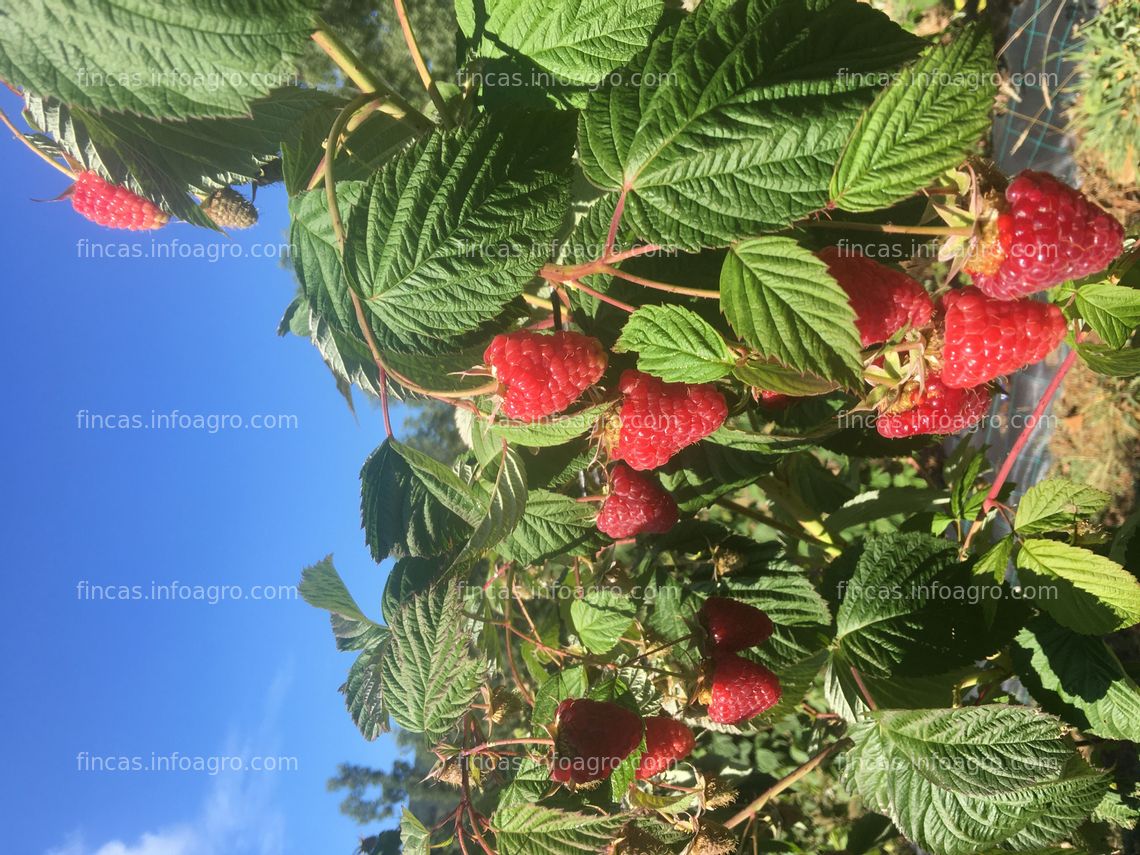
top-left (818, 246), bottom-right (933, 346)
top-left (700, 597), bottom-right (774, 654)
top-left (876, 373), bottom-right (992, 438)
top-left (612, 370), bottom-right (727, 470)
top-left (484, 330), bottom-right (607, 421)
top-left (70, 171), bottom-right (169, 230)
top-left (550, 698), bottom-right (643, 785)
top-left (941, 289), bottom-right (1068, 389)
top-left (707, 654), bottom-right (782, 725)
top-left (971, 171), bottom-right (1124, 300)
top-left (635, 716), bottom-right (695, 780)
top-left (596, 464), bottom-right (679, 539)
top-left (758, 389), bottom-right (793, 409)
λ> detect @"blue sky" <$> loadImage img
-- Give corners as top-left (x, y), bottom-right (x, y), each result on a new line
top-left (0, 90), bottom-right (404, 855)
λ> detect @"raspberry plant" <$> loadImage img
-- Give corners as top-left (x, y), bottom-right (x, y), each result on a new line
top-left (3, 1), bottom-right (1140, 853)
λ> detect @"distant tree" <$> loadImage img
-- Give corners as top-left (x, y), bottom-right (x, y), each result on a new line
top-left (400, 399), bottom-right (466, 463)
top-left (296, 0), bottom-right (458, 99)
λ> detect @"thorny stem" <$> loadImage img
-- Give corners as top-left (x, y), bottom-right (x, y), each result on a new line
top-left (466, 804), bottom-right (496, 855)
top-left (461, 738), bottom-right (554, 757)
top-left (803, 219), bottom-right (972, 237)
top-left (311, 20), bottom-right (433, 132)
top-left (0, 107), bottom-right (77, 179)
top-left (325, 94), bottom-right (396, 438)
top-left (850, 667), bottom-right (879, 711)
top-left (960, 341), bottom-right (1082, 554)
top-left (558, 278), bottom-right (636, 313)
top-left (391, 0), bottom-right (453, 127)
top-left (604, 186), bottom-right (629, 259)
top-left (724, 739), bottom-right (852, 830)
top-left (599, 264), bottom-right (720, 299)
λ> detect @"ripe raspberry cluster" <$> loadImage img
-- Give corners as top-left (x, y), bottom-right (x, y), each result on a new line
top-left (548, 596), bottom-right (779, 786)
top-left (70, 171), bottom-right (169, 231)
top-left (483, 331), bottom-right (728, 541)
top-left (700, 598), bottom-right (782, 724)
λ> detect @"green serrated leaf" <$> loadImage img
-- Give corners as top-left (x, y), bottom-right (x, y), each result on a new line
top-left (499, 490), bottom-right (601, 565)
top-left (721, 238), bottom-right (863, 387)
top-left (360, 440), bottom-right (469, 562)
top-left (571, 590), bottom-right (637, 654)
top-left (400, 808), bottom-right (431, 855)
top-left (492, 804), bottom-right (625, 855)
top-left (456, 0), bottom-right (661, 87)
top-left (577, 0), bottom-right (923, 249)
top-left (831, 25), bottom-right (996, 211)
top-left (379, 583), bottom-right (484, 741)
top-left (2, 1), bottom-right (318, 119)
top-left (344, 111), bottom-right (573, 353)
top-left (834, 533), bottom-right (1023, 677)
top-left (490, 403), bottom-right (612, 448)
top-left (847, 707), bottom-right (1108, 855)
top-left (298, 556), bottom-right (370, 623)
top-left (733, 359), bottom-right (839, 396)
top-left (391, 441), bottom-right (485, 525)
top-left (341, 645), bottom-right (389, 740)
top-left (1016, 539), bottom-right (1140, 635)
top-left (1074, 281), bottom-right (1140, 349)
top-left (452, 446), bottom-right (528, 567)
top-left (1013, 615), bottom-right (1140, 741)
top-left (1014, 479), bottom-right (1110, 534)
top-left (615, 304), bottom-right (734, 383)
top-left (1076, 342), bottom-right (1140, 376)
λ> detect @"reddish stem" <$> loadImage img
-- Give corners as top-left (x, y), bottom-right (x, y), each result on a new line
top-left (961, 341), bottom-right (1081, 552)
top-left (604, 186), bottom-right (629, 259)
top-left (563, 278), bottom-right (635, 313)
top-left (983, 346), bottom-right (1079, 513)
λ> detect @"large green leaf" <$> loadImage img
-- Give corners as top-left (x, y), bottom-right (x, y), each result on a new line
top-left (1016, 539), bottom-right (1140, 635)
top-left (830, 25), bottom-right (996, 211)
top-left (1074, 281), bottom-right (1140, 349)
top-left (490, 403), bottom-right (612, 448)
top-left (341, 645), bottom-right (389, 740)
top-left (379, 583), bottom-right (484, 741)
top-left (359, 440), bottom-right (469, 562)
top-left (456, 0), bottom-right (661, 87)
top-left (834, 533), bottom-right (1020, 677)
top-left (492, 804), bottom-right (625, 855)
top-left (298, 556), bottom-right (372, 624)
top-left (452, 445), bottom-right (528, 566)
top-left (499, 490), bottom-right (601, 565)
top-left (615, 304), bottom-right (735, 383)
top-left (1076, 342), bottom-right (1140, 377)
top-left (570, 590), bottom-right (637, 654)
top-left (290, 181), bottom-right (367, 333)
top-left (846, 707), bottom-right (1108, 855)
top-left (344, 112), bottom-right (574, 352)
top-left (577, 0), bottom-right (923, 249)
top-left (721, 238), bottom-right (864, 387)
top-left (1013, 615), bottom-right (1140, 741)
top-left (26, 89), bottom-right (335, 227)
top-left (1, 0), bottom-right (318, 119)
top-left (1013, 479), bottom-right (1110, 535)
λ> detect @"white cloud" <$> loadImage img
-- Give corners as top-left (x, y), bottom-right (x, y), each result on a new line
top-left (48, 664), bottom-right (294, 855)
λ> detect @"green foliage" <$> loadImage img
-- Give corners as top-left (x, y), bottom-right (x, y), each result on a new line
top-left (0, 0), bottom-right (317, 119)
top-left (10, 1), bottom-right (1140, 853)
top-left (830, 24), bottom-right (996, 211)
top-left (846, 707), bottom-right (1108, 855)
